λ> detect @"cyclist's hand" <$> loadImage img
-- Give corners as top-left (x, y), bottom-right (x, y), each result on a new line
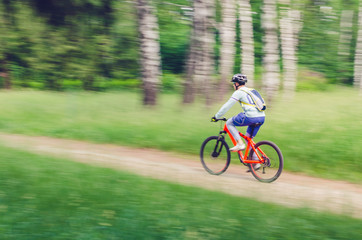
top-left (211, 116), bottom-right (217, 122)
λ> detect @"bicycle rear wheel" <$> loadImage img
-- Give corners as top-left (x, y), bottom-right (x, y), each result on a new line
top-left (248, 140), bottom-right (283, 183)
top-left (200, 136), bottom-right (231, 175)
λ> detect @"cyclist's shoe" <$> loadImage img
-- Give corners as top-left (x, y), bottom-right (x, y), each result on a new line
top-left (247, 163), bottom-right (261, 172)
top-left (229, 143), bottom-right (246, 152)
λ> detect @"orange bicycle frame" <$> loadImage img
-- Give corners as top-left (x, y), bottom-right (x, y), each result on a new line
top-left (223, 123), bottom-right (265, 164)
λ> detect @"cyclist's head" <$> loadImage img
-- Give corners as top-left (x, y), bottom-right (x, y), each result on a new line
top-left (231, 74), bottom-right (247, 88)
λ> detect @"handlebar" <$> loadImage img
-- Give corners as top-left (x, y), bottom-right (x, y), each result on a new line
top-left (211, 117), bottom-right (227, 122)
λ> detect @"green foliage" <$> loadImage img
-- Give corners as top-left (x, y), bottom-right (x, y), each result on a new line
top-left (156, 0), bottom-right (192, 74)
top-left (296, 68), bottom-right (333, 91)
top-left (297, 0), bottom-right (359, 84)
top-left (99, 79), bottom-right (141, 90)
top-left (62, 79), bottom-right (83, 90)
top-left (298, 3), bottom-right (338, 80)
top-left (1, 145), bottom-right (362, 239)
top-left (0, 0), bottom-right (140, 90)
top-left (161, 72), bottom-right (184, 92)
top-left (250, 0), bottom-right (263, 67)
top-left (27, 81), bottom-right (44, 90)
top-left (1, 0), bottom-right (362, 92)
top-left (233, 11), bottom-right (241, 74)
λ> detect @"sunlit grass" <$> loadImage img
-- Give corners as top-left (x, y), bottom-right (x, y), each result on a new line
top-left (0, 87), bottom-right (361, 182)
top-left (1, 145), bottom-right (362, 239)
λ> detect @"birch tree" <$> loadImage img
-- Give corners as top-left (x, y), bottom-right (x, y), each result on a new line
top-left (338, 10), bottom-right (354, 83)
top-left (291, 9), bottom-right (302, 51)
top-left (183, 0), bottom-right (215, 104)
top-left (136, 0), bottom-right (161, 105)
top-left (262, 0), bottom-right (280, 102)
top-left (279, 0), bottom-right (298, 98)
top-left (198, 0), bottom-right (216, 105)
top-left (354, 6), bottom-right (362, 90)
top-left (218, 0), bottom-right (236, 98)
top-left (239, 0), bottom-right (255, 87)
top-left (338, 10), bottom-right (354, 57)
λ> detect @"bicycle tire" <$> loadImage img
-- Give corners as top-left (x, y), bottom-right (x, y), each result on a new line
top-left (200, 136), bottom-right (231, 175)
top-left (248, 140), bottom-right (283, 183)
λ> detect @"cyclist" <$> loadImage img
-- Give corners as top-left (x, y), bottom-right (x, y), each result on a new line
top-left (212, 74), bottom-right (265, 152)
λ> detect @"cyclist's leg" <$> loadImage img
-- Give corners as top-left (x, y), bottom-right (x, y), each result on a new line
top-left (246, 124), bottom-right (260, 139)
top-left (245, 116), bottom-right (265, 138)
top-left (226, 118), bottom-right (242, 142)
top-left (245, 117), bottom-right (265, 171)
top-left (226, 118), bottom-right (246, 150)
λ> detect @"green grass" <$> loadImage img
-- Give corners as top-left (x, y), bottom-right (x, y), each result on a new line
top-left (0, 88), bottom-right (361, 183)
top-left (1, 144), bottom-right (362, 239)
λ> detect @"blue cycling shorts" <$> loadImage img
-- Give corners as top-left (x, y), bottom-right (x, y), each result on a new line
top-left (232, 112), bottom-right (265, 138)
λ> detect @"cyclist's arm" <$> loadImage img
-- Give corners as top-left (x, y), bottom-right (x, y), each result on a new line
top-left (214, 93), bottom-right (240, 118)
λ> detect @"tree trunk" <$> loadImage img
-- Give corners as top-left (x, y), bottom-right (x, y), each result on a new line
top-left (262, 0), bottom-right (280, 103)
top-left (239, 0), bottom-right (255, 88)
top-left (354, 6), bottom-right (362, 90)
top-left (0, 59), bottom-right (11, 89)
top-left (279, 2), bottom-right (297, 98)
top-left (338, 10), bottom-right (354, 83)
top-left (183, 0), bottom-right (199, 104)
top-left (291, 9), bottom-right (302, 51)
top-left (338, 10), bottom-right (354, 57)
top-left (199, 0), bottom-right (215, 105)
top-left (183, 0), bottom-right (215, 105)
top-left (136, 0), bottom-right (161, 106)
top-left (83, 75), bottom-right (95, 91)
top-left (218, 0), bottom-right (236, 99)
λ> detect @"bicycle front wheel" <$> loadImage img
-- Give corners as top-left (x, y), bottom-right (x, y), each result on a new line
top-left (248, 140), bottom-right (283, 183)
top-left (200, 136), bottom-right (231, 175)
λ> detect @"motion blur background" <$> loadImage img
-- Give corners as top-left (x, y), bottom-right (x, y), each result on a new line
top-left (0, 0), bottom-right (361, 96)
top-left (1, 0), bottom-right (362, 239)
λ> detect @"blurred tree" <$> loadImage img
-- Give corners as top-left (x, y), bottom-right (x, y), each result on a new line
top-left (0, 0), bottom-right (16, 89)
top-left (261, 0), bottom-right (280, 102)
top-left (110, 0), bottom-right (139, 81)
top-left (337, 10), bottom-right (354, 84)
top-left (2, 0), bottom-right (362, 94)
top-left (136, 0), bottom-right (161, 105)
top-left (279, 0), bottom-right (298, 99)
top-left (250, 0), bottom-right (263, 73)
top-left (156, 1), bottom-right (192, 75)
top-left (239, 0), bottom-right (255, 87)
top-left (298, 2), bottom-right (340, 83)
top-left (25, 0), bottom-right (114, 27)
top-left (338, 10), bottom-right (354, 58)
top-left (0, 0), bottom-right (134, 90)
top-left (183, 0), bottom-right (216, 104)
top-left (0, 0), bottom-right (43, 89)
top-left (291, 9), bottom-right (302, 53)
top-left (354, 4), bottom-right (362, 90)
top-left (218, 0), bottom-right (236, 99)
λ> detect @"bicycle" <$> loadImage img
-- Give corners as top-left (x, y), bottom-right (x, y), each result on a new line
top-left (200, 118), bottom-right (283, 183)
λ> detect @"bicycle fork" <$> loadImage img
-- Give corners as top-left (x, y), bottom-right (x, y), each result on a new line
top-left (211, 130), bottom-right (227, 158)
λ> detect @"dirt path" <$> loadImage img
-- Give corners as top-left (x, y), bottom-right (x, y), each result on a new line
top-left (1, 133), bottom-right (362, 219)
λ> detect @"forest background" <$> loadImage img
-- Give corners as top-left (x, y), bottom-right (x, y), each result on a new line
top-left (1, 0), bottom-right (362, 99)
